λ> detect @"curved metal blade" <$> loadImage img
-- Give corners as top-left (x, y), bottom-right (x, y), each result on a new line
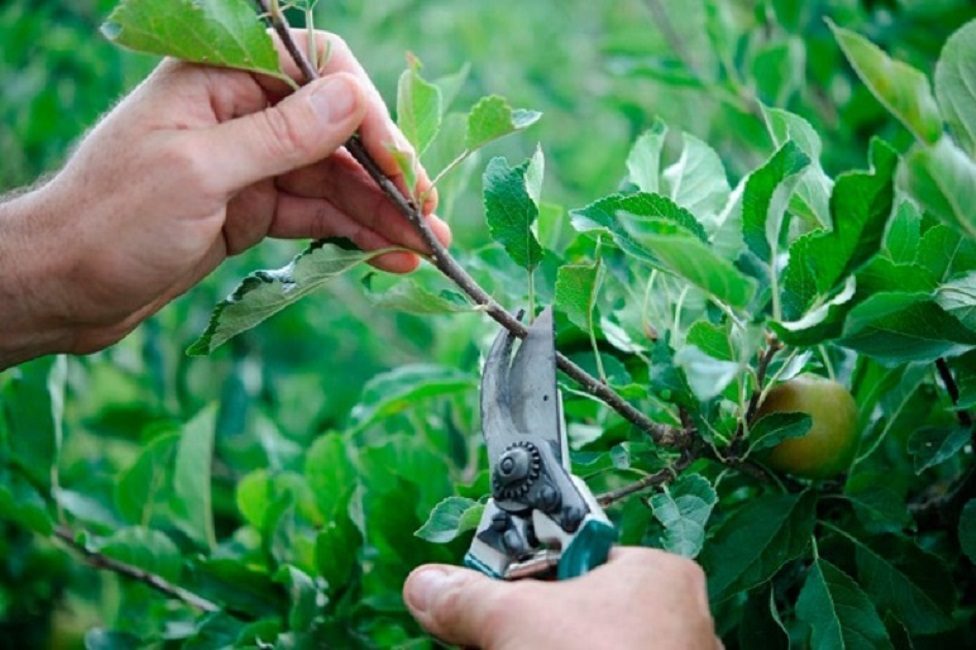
top-left (480, 320), bottom-right (519, 463)
top-left (508, 307), bottom-right (562, 460)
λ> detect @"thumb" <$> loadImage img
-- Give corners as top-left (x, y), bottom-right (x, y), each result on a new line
top-left (404, 564), bottom-right (517, 647)
top-left (202, 72), bottom-right (366, 193)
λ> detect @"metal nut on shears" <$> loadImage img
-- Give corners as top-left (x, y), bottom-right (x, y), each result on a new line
top-left (493, 441), bottom-right (542, 500)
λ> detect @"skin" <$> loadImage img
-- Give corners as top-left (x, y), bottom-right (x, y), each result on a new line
top-left (757, 374), bottom-right (859, 479)
top-left (0, 29), bottom-right (721, 648)
top-left (404, 548), bottom-right (723, 649)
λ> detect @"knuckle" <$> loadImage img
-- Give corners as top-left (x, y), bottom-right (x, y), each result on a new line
top-left (258, 106), bottom-right (311, 163)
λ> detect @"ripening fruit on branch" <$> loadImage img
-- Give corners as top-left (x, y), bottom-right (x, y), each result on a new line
top-left (755, 375), bottom-right (859, 479)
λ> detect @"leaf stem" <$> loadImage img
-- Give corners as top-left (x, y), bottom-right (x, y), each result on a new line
top-left (53, 525), bottom-right (220, 613)
top-left (254, 5), bottom-right (685, 448)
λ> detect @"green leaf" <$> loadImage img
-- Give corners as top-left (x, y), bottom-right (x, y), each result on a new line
top-left (661, 132), bottom-right (730, 224)
top-left (465, 95), bottom-right (542, 151)
top-left (841, 530), bottom-right (955, 635)
top-left (236, 469), bottom-right (272, 530)
top-left (937, 270), bottom-right (976, 330)
top-left (482, 156), bottom-right (544, 270)
top-left (899, 138), bottom-right (976, 240)
top-left (350, 364), bottom-right (476, 432)
top-left (700, 491), bottom-right (816, 601)
top-left (882, 201), bottom-right (922, 264)
top-left (101, 0), bottom-right (284, 80)
top-left (305, 433), bottom-right (356, 521)
top-left (188, 241), bottom-right (390, 355)
top-left (620, 217), bottom-right (757, 309)
top-left (742, 141), bottom-right (810, 263)
top-left (685, 320), bottom-right (733, 360)
top-left (97, 527), bottom-right (182, 583)
top-left (115, 432), bottom-right (179, 526)
top-left (907, 426), bottom-right (970, 473)
top-left (673, 345), bottom-right (740, 402)
top-left (84, 629), bottom-right (141, 650)
top-left (748, 412), bottom-right (813, 453)
top-left (916, 223), bottom-right (976, 281)
top-left (796, 558), bottom-right (892, 650)
top-left (840, 292), bottom-right (976, 365)
top-left (415, 496), bottom-right (483, 544)
top-left (831, 21), bottom-right (942, 143)
top-left (364, 271), bottom-right (472, 315)
top-left (172, 405), bottom-right (218, 550)
top-left (761, 105), bottom-right (833, 227)
top-left (397, 54), bottom-right (442, 155)
top-left (555, 260), bottom-right (602, 333)
top-left (781, 140), bottom-right (896, 319)
top-left (274, 565), bottom-right (324, 631)
top-left (935, 19), bottom-right (976, 157)
top-left (626, 120), bottom-right (668, 193)
top-left (1, 355), bottom-right (66, 487)
top-left (739, 586), bottom-right (789, 650)
top-left (0, 470), bottom-right (52, 535)
top-left (648, 474), bottom-right (717, 558)
top-left (960, 499), bottom-right (976, 564)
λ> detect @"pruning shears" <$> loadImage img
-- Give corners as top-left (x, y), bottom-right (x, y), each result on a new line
top-left (464, 307), bottom-right (617, 580)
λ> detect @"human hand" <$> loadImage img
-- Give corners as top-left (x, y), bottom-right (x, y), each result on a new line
top-left (0, 29), bottom-right (449, 366)
top-left (403, 547), bottom-right (723, 649)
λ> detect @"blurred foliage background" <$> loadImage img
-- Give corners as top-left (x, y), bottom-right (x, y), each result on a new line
top-left (2, 0), bottom-right (976, 647)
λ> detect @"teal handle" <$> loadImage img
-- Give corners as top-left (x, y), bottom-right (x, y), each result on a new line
top-left (556, 519), bottom-right (617, 580)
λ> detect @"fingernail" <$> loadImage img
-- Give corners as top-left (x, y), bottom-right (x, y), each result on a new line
top-left (406, 567), bottom-right (450, 612)
top-left (310, 75), bottom-right (358, 123)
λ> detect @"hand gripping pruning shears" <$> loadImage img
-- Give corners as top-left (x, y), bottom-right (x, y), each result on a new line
top-left (464, 307), bottom-right (617, 580)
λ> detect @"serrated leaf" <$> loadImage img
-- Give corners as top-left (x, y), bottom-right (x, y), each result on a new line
top-left (961, 499), bottom-right (976, 564)
top-left (465, 95), bottom-right (542, 151)
top-left (626, 120), bottom-right (668, 193)
top-left (840, 292), bottom-right (976, 365)
top-left (102, 0), bottom-right (284, 80)
top-left (899, 138), bottom-right (976, 240)
top-left (916, 223), bottom-right (976, 281)
top-left (674, 345), bottom-right (740, 402)
top-left (172, 405), bottom-right (218, 550)
top-left (742, 141), bottom-right (810, 263)
top-left (662, 132), bottom-right (730, 225)
top-left (831, 22), bottom-right (942, 144)
top-left (739, 585), bottom-right (789, 650)
top-left (482, 156), bottom-right (543, 270)
top-left (762, 106), bottom-right (833, 228)
top-left (935, 19), bottom-right (976, 157)
top-left (827, 525), bottom-right (955, 635)
top-left (937, 270), bottom-right (976, 331)
top-left (796, 558), bottom-right (892, 650)
top-left (415, 496), bottom-right (482, 544)
top-left (748, 412), bottom-right (812, 453)
top-left (364, 272), bottom-right (472, 315)
top-left (781, 140), bottom-right (897, 320)
top-left (685, 320), bottom-right (733, 360)
top-left (188, 241), bottom-right (390, 355)
top-left (350, 364), bottom-right (476, 432)
top-left (700, 491), bottom-right (816, 601)
top-left (397, 54), bottom-right (442, 155)
top-left (555, 260), bottom-right (602, 333)
top-left (620, 217), bottom-right (757, 309)
top-left (97, 527), bottom-right (182, 583)
top-left (571, 192), bottom-right (708, 256)
top-left (648, 475), bottom-right (717, 558)
top-left (907, 426), bottom-right (970, 473)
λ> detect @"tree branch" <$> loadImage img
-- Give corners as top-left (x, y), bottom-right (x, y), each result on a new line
top-left (597, 451), bottom-right (694, 506)
top-left (255, 3), bottom-right (684, 448)
top-left (53, 526), bottom-right (219, 613)
top-left (936, 357), bottom-right (973, 429)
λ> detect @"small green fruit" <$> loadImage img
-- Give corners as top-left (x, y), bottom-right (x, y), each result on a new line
top-left (755, 374), bottom-right (859, 479)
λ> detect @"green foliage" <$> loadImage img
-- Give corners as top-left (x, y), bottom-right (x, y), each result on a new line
top-left (3, 0), bottom-right (976, 647)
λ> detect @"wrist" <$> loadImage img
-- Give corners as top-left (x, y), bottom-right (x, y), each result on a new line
top-left (0, 185), bottom-right (77, 368)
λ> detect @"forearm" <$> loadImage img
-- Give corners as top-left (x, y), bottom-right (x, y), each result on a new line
top-left (0, 187), bottom-right (74, 369)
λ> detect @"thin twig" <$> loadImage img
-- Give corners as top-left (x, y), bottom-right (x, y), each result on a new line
top-left (935, 357), bottom-right (973, 429)
top-left (53, 526), bottom-right (219, 613)
top-left (729, 336), bottom-right (782, 456)
top-left (256, 6), bottom-right (685, 448)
